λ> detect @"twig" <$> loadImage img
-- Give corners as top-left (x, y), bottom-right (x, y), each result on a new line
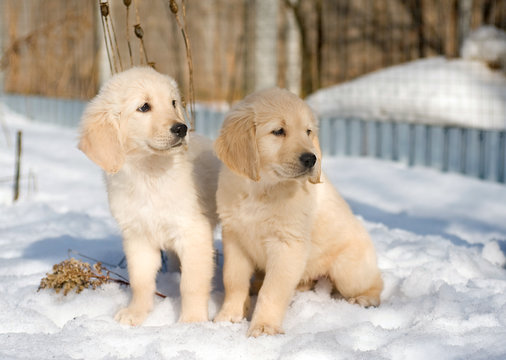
top-left (124, 0), bottom-right (134, 67)
top-left (13, 130), bottom-right (22, 202)
top-left (68, 249), bottom-right (125, 272)
top-left (133, 0), bottom-right (149, 65)
top-left (99, 1), bottom-right (123, 73)
top-left (66, 250), bottom-right (167, 298)
top-left (169, 0), bottom-right (195, 131)
top-left (109, 3), bottom-right (124, 71)
top-left (99, 1), bottom-right (115, 74)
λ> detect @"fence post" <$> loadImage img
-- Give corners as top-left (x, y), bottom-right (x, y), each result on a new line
top-left (360, 119), bottom-right (368, 156)
top-left (345, 118), bottom-right (352, 156)
top-left (375, 121), bottom-right (382, 158)
top-left (408, 123), bottom-right (415, 166)
top-left (478, 130), bottom-right (486, 179)
top-left (330, 118), bottom-right (338, 156)
top-left (442, 126), bottom-right (450, 172)
top-left (391, 122), bottom-right (398, 161)
top-left (460, 127), bottom-right (468, 175)
top-left (13, 131), bottom-right (22, 202)
top-left (498, 131), bottom-right (505, 183)
top-left (424, 125), bottom-right (431, 166)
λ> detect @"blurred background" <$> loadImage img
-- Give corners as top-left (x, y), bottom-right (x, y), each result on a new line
top-left (0, 0), bottom-right (505, 182)
top-left (1, 0), bottom-right (504, 100)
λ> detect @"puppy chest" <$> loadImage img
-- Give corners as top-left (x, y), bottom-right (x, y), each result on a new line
top-left (109, 179), bottom-right (196, 240)
top-left (222, 195), bottom-right (310, 242)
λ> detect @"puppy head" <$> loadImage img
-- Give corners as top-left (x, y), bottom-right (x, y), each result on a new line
top-left (78, 67), bottom-right (187, 174)
top-left (215, 88), bottom-right (321, 184)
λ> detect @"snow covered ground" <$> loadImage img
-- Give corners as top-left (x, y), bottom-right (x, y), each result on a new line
top-left (1, 107), bottom-right (506, 359)
top-left (307, 57), bottom-right (506, 130)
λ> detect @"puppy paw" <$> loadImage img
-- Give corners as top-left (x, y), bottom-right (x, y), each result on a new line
top-left (247, 323), bottom-right (284, 337)
top-left (114, 307), bottom-right (148, 326)
top-left (179, 311), bottom-right (208, 323)
top-left (213, 310), bottom-right (244, 323)
top-left (347, 295), bottom-right (380, 308)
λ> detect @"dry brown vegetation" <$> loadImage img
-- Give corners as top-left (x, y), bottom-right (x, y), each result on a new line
top-left (0, 0), bottom-right (504, 101)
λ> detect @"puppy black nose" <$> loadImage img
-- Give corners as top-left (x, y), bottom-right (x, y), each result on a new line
top-left (300, 152), bottom-right (317, 169)
top-left (170, 123), bottom-right (187, 138)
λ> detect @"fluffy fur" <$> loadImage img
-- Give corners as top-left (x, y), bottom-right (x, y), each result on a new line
top-left (78, 67), bottom-right (220, 325)
top-left (214, 88), bottom-right (383, 337)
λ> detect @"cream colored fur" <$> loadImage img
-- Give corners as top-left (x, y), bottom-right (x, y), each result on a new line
top-left (214, 88), bottom-right (383, 337)
top-left (78, 67), bottom-right (220, 325)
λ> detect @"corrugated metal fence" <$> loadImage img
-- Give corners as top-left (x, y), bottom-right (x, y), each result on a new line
top-left (319, 118), bottom-right (506, 183)
top-left (2, 94), bottom-right (505, 184)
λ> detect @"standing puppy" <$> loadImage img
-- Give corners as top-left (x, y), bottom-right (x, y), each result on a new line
top-left (78, 67), bottom-right (220, 325)
top-left (214, 88), bottom-right (383, 337)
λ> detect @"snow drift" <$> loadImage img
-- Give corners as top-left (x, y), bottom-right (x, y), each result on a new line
top-left (1, 104), bottom-right (506, 359)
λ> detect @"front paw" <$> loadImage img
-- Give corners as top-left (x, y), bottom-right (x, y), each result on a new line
top-left (114, 307), bottom-right (149, 326)
top-left (214, 297), bottom-right (250, 323)
top-left (179, 311), bottom-right (208, 323)
top-left (347, 295), bottom-right (380, 308)
top-left (247, 322), bottom-right (284, 337)
top-left (214, 309), bottom-right (245, 323)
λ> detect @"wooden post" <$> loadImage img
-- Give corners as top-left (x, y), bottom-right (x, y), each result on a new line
top-left (13, 130), bottom-right (22, 202)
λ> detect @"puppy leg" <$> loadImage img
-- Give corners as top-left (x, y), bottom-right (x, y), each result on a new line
top-left (214, 229), bottom-right (254, 323)
top-left (115, 237), bottom-right (161, 326)
top-left (248, 240), bottom-right (307, 337)
top-left (177, 227), bottom-right (214, 323)
top-left (329, 239), bottom-right (383, 307)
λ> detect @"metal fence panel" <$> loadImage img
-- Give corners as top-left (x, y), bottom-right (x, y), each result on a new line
top-left (1, 94), bottom-right (504, 184)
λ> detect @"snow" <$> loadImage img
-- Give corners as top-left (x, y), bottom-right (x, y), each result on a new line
top-left (306, 57), bottom-right (506, 130)
top-left (1, 105), bottom-right (506, 359)
top-left (461, 26), bottom-right (506, 70)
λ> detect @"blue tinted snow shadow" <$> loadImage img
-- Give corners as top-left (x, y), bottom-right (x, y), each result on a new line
top-left (23, 234), bottom-right (124, 267)
top-left (346, 198), bottom-right (500, 251)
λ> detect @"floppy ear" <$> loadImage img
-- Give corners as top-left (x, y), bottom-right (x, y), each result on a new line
top-left (309, 132), bottom-right (322, 184)
top-left (78, 102), bottom-right (125, 174)
top-left (214, 106), bottom-right (260, 181)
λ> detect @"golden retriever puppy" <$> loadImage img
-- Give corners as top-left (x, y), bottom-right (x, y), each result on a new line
top-left (214, 88), bottom-right (383, 337)
top-left (78, 67), bottom-right (220, 325)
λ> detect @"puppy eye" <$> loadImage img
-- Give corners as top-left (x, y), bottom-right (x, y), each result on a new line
top-left (137, 103), bottom-right (151, 112)
top-left (272, 128), bottom-right (285, 136)
top-left (306, 129), bottom-right (312, 136)
top-left (172, 100), bottom-right (176, 109)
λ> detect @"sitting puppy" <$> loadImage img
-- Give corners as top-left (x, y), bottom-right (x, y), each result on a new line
top-left (78, 67), bottom-right (220, 325)
top-left (214, 88), bottom-right (383, 337)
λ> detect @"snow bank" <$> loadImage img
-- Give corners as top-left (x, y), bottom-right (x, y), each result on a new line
top-left (1, 109), bottom-right (506, 359)
top-left (307, 57), bottom-right (506, 130)
top-left (461, 25), bottom-right (506, 70)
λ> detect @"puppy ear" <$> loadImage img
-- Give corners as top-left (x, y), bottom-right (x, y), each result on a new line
top-left (309, 133), bottom-right (322, 184)
top-left (215, 106), bottom-right (260, 181)
top-left (78, 102), bottom-right (125, 174)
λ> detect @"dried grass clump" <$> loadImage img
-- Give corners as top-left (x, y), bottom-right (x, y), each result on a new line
top-left (38, 258), bottom-right (116, 295)
top-left (38, 256), bottom-right (166, 298)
